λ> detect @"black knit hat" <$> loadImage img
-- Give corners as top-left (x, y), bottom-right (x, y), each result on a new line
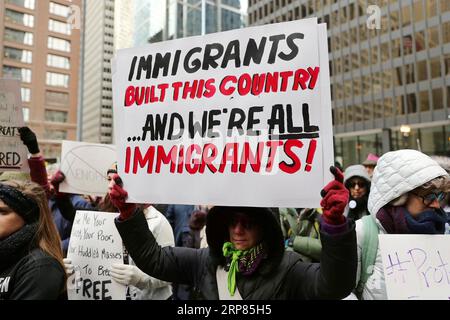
top-left (0, 183), bottom-right (39, 223)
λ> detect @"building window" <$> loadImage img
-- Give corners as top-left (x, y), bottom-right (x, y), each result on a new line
top-left (21, 87), bottom-right (31, 102)
top-left (45, 110), bottom-right (68, 123)
top-left (419, 91), bottom-right (430, 112)
top-left (45, 90), bottom-right (69, 106)
top-left (46, 72), bottom-right (69, 88)
top-left (432, 88), bottom-right (443, 110)
top-left (5, 0), bottom-right (35, 10)
top-left (3, 47), bottom-right (32, 63)
top-left (44, 129), bottom-right (67, 140)
top-left (49, 2), bottom-right (70, 18)
top-left (420, 126), bottom-right (445, 155)
top-left (22, 107), bottom-right (30, 122)
top-left (47, 54), bottom-right (70, 69)
top-left (443, 21), bottom-right (450, 44)
top-left (48, 36), bottom-right (71, 52)
top-left (5, 9), bottom-right (34, 28)
top-left (417, 60), bottom-right (428, 82)
top-left (4, 28), bottom-right (33, 46)
top-left (49, 19), bottom-right (71, 35)
top-left (2, 66), bottom-right (32, 83)
top-left (430, 57), bottom-right (441, 78)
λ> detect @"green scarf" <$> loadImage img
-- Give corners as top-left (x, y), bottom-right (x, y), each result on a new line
top-left (222, 242), bottom-right (245, 296)
top-left (222, 242), bottom-right (266, 296)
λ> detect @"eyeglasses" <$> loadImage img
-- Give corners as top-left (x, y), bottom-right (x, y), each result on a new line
top-left (412, 191), bottom-right (446, 206)
top-left (347, 181), bottom-right (367, 189)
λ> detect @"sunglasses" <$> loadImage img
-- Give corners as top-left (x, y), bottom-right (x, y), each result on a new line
top-left (229, 215), bottom-right (256, 230)
top-left (412, 191), bottom-right (446, 206)
top-left (347, 181), bottom-right (367, 188)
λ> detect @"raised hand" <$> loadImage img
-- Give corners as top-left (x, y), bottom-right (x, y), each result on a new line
top-left (320, 166), bottom-right (349, 225)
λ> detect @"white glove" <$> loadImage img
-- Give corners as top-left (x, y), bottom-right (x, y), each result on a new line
top-left (63, 258), bottom-right (74, 275)
top-left (110, 264), bottom-right (148, 289)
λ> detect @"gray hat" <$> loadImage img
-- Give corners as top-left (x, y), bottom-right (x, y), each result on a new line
top-left (344, 164), bottom-right (371, 185)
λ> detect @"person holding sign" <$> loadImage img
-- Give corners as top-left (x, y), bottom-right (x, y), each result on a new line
top-left (64, 163), bottom-right (175, 300)
top-left (353, 150), bottom-right (450, 300)
top-left (109, 166), bottom-right (357, 300)
top-left (0, 179), bottom-right (66, 299)
top-left (17, 127), bottom-right (50, 194)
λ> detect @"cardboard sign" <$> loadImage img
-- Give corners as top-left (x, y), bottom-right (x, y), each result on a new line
top-left (379, 234), bottom-right (450, 300)
top-left (67, 211), bottom-right (125, 300)
top-left (112, 18), bottom-right (333, 207)
top-left (0, 79), bottom-right (29, 173)
top-left (59, 141), bottom-right (117, 196)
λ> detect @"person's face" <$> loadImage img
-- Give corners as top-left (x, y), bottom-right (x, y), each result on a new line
top-left (347, 178), bottom-right (368, 199)
top-left (364, 165), bottom-right (375, 177)
top-left (0, 200), bottom-right (25, 240)
top-left (406, 191), bottom-right (444, 217)
top-left (228, 213), bottom-right (262, 250)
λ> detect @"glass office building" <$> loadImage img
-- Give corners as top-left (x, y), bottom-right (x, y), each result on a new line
top-left (248, 0), bottom-right (450, 166)
top-left (134, 0), bottom-right (246, 46)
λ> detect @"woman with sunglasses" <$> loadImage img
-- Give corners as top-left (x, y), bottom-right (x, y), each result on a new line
top-left (343, 165), bottom-right (371, 221)
top-left (107, 167), bottom-right (357, 300)
top-left (353, 149), bottom-right (450, 300)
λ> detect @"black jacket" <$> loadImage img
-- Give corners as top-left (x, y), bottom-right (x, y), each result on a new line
top-left (0, 248), bottom-right (65, 300)
top-left (115, 206), bottom-right (357, 300)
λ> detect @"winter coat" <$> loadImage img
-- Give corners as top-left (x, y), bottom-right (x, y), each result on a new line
top-left (0, 248), bottom-right (65, 300)
top-left (115, 206), bottom-right (357, 300)
top-left (128, 206), bottom-right (175, 300)
top-left (164, 205), bottom-right (195, 247)
top-left (354, 150), bottom-right (449, 300)
top-left (280, 208), bottom-right (322, 263)
top-left (49, 195), bottom-right (94, 255)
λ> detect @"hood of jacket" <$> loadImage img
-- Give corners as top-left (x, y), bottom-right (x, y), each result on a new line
top-left (205, 206), bottom-right (284, 274)
top-left (368, 149), bottom-right (449, 216)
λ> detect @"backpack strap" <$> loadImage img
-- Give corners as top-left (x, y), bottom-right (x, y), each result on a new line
top-left (355, 215), bottom-right (379, 299)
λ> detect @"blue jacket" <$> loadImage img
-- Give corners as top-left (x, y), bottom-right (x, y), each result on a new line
top-left (49, 195), bottom-right (94, 254)
top-left (164, 205), bottom-right (195, 247)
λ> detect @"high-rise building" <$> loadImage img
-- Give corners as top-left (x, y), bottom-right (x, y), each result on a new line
top-left (248, 0), bottom-right (450, 166)
top-left (0, 0), bottom-right (82, 159)
top-left (134, 0), bottom-right (164, 46)
top-left (80, 0), bottom-right (114, 144)
top-left (114, 0), bottom-right (134, 50)
top-left (134, 0), bottom-right (247, 46)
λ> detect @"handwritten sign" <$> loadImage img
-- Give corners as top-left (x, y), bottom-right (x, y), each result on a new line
top-left (0, 79), bottom-right (29, 173)
top-left (112, 19), bottom-right (333, 207)
top-left (67, 210), bottom-right (125, 300)
top-left (59, 141), bottom-right (117, 196)
top-left (379, 234), bottom-right (450, 300)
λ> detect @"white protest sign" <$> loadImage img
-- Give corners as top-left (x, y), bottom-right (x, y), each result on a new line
top-left (379, 234), bottom-right (450, 300)
top-left (67, 210), bottom-right (125, 300)
top-left (112, 18), bottom-right (333, 207)
top-left (59, 141), bottom-right (117, 196)
top-left (0, 79), bottom-right (29, 173)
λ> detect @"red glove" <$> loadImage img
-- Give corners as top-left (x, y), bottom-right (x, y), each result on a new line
top-left (320, 166), bottom-right (349, 225)
top-left (108, 174), bottom-right (136, 220)
top-left (50, 170), bottom-right (66, 198)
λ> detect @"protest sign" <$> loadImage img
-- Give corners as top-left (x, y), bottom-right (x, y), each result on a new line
top-left (59, 141), bottom-right (117, 196)
top-left (67, 210), bottom-right (125, 300)
top-left (379, 234), bottom-right (450, 300)
top-left (112, 18), bottom-right (333, 207)
top-left (0, 79), bottom-right (29, 173)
